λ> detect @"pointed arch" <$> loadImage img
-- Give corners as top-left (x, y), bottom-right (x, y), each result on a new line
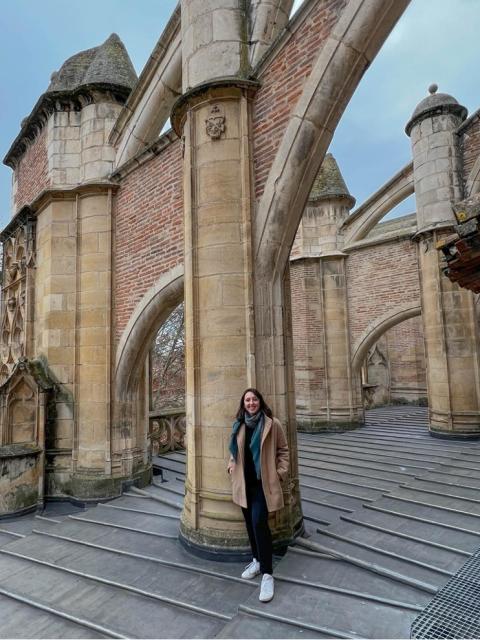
top-left (352, 302), bottom-right (421, 373)
top-left (254, 0), bottom-right (410, 284)
top-left (115, 265), bottom-right (184, 399)
top-left (112, 8), bottom-right (182, 169)
top-left (342, 162), bottom-right (414, 247)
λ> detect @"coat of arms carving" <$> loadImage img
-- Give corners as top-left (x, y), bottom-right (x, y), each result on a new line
top-left (205, 104), bottom-right (225, 139)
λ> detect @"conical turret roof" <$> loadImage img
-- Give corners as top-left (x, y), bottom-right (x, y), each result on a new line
top-left (48, 33), bottom-right (137, 94)
top-left (4, 34), bottom-right (137, 169)
top-left (309, 153), bottom-right (355, 208)
top-left (405, 84), bottom-right (467, 135)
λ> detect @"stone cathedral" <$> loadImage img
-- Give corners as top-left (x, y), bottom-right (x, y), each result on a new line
top-left (1, 0), bottom-right (480, 562)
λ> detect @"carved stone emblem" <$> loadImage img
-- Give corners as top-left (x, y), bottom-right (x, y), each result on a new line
top-left (205, 104), bottom-right (225, 140)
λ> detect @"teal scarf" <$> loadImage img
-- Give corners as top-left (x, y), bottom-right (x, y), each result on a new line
top-left (229, 411), bottom-right (264, 479)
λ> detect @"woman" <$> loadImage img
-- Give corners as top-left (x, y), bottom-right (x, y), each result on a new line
top-left (227, 388), bottom-right (289, 603)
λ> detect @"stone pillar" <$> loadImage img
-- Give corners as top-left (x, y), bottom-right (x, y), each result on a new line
top-left (173, 0), bottom-right (301, 556)
top-left (406, 85), bottom-right (480, 438)
top-left (34, 185), bottom-right (118, 498)
top-left (72, 188), bottom-right (113, 486)
top-left (290, 154), bottom-right (363, 431)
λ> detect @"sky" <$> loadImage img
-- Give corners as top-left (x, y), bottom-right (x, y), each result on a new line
top-left (0, 0), bottom-right (479, 228)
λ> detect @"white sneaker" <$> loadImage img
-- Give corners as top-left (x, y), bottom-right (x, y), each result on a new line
top-left (259, 574), bottom-right (274, 602)
top-left (241, 558), bottom-right (261, 579)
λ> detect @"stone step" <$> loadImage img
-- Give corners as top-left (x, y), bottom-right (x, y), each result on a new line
top-left (152, 478), bottom-right (186, 496)
top-left (127, 486), bottom-right (183, 510)
top-left (68, 504), bottom-right (181, 537)
top-left (301, 502), bottom-right (349, 527)
top-left (280, 547), bottom-right (432, 607)
top-left (217, 610), bottom-right (330, 638)
top-left (298, 448), bottom-right (423, 475)
top-left (219, 567), bottom-right (419, 639)
top-left (401, 478), bottom-right (480, 501)
top-left (299, 464), bottom-right (399, 492)
top-left (306, 528), bottom-right (452, 588)
top-left (297, 445), bottom-right (437, 473)
top-left (29, 518), bottom-right (250, 582)
top-left (385, 487), bottom-right (480, 516)
top-left (0, 529), bottom-right (24, 548)
top-left (356, 495), bottom-right (480, 537)
top-left (298, 456), bottom-right (415, 482)
top-left (299, 484), bottom-right (371, 511)
top-left (300, 473), bottom-right (383, 501)
top-left (0, 552), bottom-right (226, 638)
top-left (3, 532), bottom-right (255, 619)
top-left (0, 592), bottom-right (105, 639)
top-left (316, 519), bottom-right (469, 573)
top-left (152, 456), bottom-right (186, 475)
top-left (300, 433), bottom-right (473, 456)
top-left (161, 452), bottom-right (186, 463)
top-left (421, 466), bottom-right (480, 483)
top-left (303, 441), bottom-right (459, 467)
top-left (341, 505), bottom-right (480, 554)
top-left (101, 495), bottom-right (181, 518)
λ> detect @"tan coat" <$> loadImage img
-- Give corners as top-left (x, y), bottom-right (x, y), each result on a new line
top-left (229, 416), bottom-right (289, 512)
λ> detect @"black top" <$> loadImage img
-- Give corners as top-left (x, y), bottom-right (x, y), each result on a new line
top-left (244, 425), bottom-right (260, 486)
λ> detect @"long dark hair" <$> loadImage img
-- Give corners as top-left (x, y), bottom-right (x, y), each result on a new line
top-left (236, 388), bottom-right (273, 421)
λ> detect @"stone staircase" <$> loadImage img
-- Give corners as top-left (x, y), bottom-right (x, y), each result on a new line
top-left (0, 407), bottom-right (480, 638)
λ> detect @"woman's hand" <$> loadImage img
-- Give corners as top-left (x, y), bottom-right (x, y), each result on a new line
top-left (227, 460), bottom-right (235, 475)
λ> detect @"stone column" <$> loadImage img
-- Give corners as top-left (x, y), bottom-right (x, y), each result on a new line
top-left (173, 0), bottom-right (301, 556)
top-left (406, 85), bottom-right (480, 438)
top-left (34, 185), bottom-right (118, 499)
top-left (290, 154), bottom-right (363, 431)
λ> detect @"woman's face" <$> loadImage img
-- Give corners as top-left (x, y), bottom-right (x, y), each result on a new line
top-left (244, 391), bottom-right (260, 415)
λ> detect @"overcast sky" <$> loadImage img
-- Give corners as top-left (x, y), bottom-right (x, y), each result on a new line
top-left (1, 0), bottom-right (479, 227)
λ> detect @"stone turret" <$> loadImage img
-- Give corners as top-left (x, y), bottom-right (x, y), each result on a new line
top-left (407, 86), bottom-right (480, 439)
top-left (5, 34), bottom-right (137, 208)
top-left (291, 153), bottom-right (355, 259)
top-left (406, 84), bottom-right (466, 233)
top-left (0, 35), bottom-right (143, 506)
top-left (290, 154), bottom-right (363, 432)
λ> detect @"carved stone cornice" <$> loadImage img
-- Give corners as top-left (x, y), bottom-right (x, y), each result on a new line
top-left (4, 183), bottom-right (119, 227)
top-left (0, 207), bottom-right (35, 243)
top-left (4, 83), bottom-right (131, 169)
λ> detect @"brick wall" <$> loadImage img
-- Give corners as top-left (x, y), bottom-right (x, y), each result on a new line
top-left (290, 259), bottom-right (325, 409)
top-left (460, 114), bottom-right (480, 189)
top-left (113, 138), bottom-right (183, 344)
top-left (252, 0), bottom-right (346, 201)
top-left (386, 315), bottom-right (426, 399)
top-left (346, 238), bottom-right (420, 348)
top-left (13, 128), bottom-right (49, 213)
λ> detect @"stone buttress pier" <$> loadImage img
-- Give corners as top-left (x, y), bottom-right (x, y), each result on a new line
top-left (290, 154), bottom-right (364, 432)
top-left (407, 86), bottom-right (480, 438)
top-left (172, 0), bottom-right (302, 556)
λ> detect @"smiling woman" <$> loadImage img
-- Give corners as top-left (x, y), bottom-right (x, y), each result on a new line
top-left (227, 388), bottom-right (289, 603)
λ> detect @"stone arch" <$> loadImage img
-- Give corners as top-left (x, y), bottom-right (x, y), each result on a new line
top-left (254, 0), bottom-right (410, 283)
top-left (342, 162), bottom-right (414, 247)
top-left (112, 8), bottom-right (182, 169)
top-left (252, 0), bottom-right (409, 418)
top-left (115, 264), bottom-right (184, 400)
top-left (352, 302), bottom-right (422, 374)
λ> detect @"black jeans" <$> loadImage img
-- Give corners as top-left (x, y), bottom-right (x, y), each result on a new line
top-left (241, 480), bottom-right (273, 575)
